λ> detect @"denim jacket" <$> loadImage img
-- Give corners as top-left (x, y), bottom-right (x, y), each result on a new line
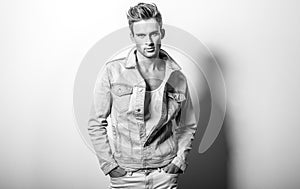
top-left (88, 47), bottom-right (197, 175)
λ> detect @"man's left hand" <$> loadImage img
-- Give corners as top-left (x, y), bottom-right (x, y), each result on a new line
top-left (163, 163), bottom-right (183, 174)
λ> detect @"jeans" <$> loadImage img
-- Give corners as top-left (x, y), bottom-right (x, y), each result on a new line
top-left (110, 168), bottom-right (178, 189)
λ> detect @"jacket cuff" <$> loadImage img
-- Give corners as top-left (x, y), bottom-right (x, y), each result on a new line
top-left (171, 156), bottom-right (187, 172)
top-left (101, 162), bottom-right (119, 175)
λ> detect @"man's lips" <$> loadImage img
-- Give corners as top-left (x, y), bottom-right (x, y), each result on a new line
top-left (145, 47), bottom-right (155, 52)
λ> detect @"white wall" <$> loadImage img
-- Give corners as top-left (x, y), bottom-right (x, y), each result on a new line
top-left (1, 0), bottom-right (300, 188)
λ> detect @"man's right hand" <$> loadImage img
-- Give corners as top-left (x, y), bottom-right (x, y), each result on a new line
top-left (109, 166), bottom-right (127, 178)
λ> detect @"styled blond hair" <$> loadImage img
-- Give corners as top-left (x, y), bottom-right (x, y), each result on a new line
top-left (127, 3), bottom-right (162, 33)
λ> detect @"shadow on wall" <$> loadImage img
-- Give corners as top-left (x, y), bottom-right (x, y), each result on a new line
top-left (178, 51), bottom-right (231, 189)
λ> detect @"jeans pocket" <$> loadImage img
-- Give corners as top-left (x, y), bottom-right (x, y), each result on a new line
top-left (110, 171), bottom-right (128, 179)
top-left (162, 169), bottom-right (179, 177)
top-left (167, 92), bottom-right (186, 119)
top-left (111, 84), bottom-right (133, 113)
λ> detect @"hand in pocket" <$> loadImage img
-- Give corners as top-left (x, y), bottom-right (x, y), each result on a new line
top-left (109, 166), bottom-right (127, 178)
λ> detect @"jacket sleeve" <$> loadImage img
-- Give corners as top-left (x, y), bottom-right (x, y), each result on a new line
top-left (171, 85), bottom-right (197, 172)
top-left (87, 66), bottom-right (118, 175)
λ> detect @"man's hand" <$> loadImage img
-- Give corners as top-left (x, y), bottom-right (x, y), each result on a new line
top-left (109, 166), bottom-right (127, 178)
top-left (163, 163), bottom-right (183, 174)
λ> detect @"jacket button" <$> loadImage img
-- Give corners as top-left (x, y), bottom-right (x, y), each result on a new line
top-left (137, 108), bottom-right (141, 112)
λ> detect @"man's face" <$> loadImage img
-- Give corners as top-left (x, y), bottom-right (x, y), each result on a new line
top-left (130, 18), bottom-right (165, 59)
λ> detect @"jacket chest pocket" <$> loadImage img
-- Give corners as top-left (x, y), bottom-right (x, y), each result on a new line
top-left (111, 84), bottom-right (133, 113)
top-left (167, 92), bottom-right (186, 119)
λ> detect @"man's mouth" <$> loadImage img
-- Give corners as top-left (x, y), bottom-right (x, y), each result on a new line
top-left (145, 47), bottom-right (155, 52)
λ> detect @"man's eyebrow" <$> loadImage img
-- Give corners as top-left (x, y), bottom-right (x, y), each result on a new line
top-left (135, 33), bottom-right (146, 35)
top-left (150, 31), bottom-right (159, 34)
top-left (135, 31), bottom-right (159, 35)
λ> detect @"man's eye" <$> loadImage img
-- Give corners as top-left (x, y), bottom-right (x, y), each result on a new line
top-left (137, 34), bottom-right (146, 38)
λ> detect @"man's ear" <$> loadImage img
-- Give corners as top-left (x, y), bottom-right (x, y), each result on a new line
top-left (130, 32), bottom-right (135, 43)
top-left (160, 28), bottom-right (165, 39)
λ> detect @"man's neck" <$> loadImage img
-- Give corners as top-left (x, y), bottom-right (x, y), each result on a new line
top-left (136, 50), bottom-right (162, 71)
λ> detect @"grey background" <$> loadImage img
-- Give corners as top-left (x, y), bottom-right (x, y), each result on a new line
top-left (1, 0), bottom-right (300, 188)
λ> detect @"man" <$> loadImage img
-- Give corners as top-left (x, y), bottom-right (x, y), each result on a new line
top-left (88, 3), bottom-right (197, 188)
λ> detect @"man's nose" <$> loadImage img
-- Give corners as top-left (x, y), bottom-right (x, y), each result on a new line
top-left (145, 35), bottom-right (153, 44)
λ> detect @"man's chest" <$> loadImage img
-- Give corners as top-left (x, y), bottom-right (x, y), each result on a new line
top-left (139, 70), bottom-right (165, 91)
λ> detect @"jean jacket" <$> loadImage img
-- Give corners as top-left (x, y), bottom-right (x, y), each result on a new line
top-left (88, 47), bottom-right (197, 175)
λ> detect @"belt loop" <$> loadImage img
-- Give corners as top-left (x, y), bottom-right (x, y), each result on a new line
top-left (128, 171), bottom-right (133, 176)
top-left (158, 167), bottom-right (161, 172)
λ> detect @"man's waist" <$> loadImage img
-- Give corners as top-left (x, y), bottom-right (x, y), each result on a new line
top-left (116, 155), bottom-right (175, 172)
top-left (125, 164), bottom-right (170, 176)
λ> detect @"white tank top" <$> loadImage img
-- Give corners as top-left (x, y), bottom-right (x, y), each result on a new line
top-left (144, 76), bottom-right (168, 137)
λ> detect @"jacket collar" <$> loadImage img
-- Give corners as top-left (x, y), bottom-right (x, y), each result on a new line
top-left (125, 47), bottom-right (182, 71)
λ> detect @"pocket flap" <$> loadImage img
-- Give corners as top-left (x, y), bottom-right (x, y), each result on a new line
top-left (167, 92), bottom-right (186, 102)
top-left (111, 84), bottom-right (133, 97)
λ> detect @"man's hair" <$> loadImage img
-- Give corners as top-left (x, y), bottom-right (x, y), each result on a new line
top-left (127, 3), bottom-right (162, 33)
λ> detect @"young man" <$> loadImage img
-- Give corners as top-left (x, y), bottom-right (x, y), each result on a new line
top-left (88, 3), bottom-right (197, 188)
